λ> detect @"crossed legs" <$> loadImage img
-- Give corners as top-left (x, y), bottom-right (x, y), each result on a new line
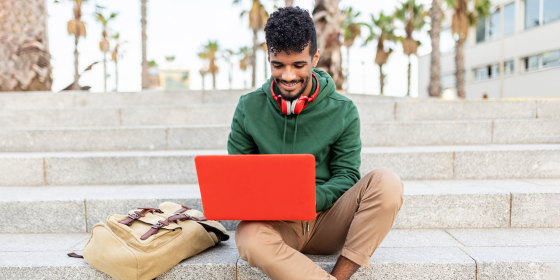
top-left (235, 168), bottom-right (404, 280)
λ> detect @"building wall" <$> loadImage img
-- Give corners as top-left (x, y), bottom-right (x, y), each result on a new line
top-left (419, 0), bottom-right (560, 99)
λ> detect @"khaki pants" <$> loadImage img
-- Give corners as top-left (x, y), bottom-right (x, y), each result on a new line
top-left (235, 168), bottom-right (404, 280)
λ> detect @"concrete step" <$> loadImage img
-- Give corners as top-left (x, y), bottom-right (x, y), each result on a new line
top-left (0, 105), bottom-right (237, 128)
top-left (0, 180), bottom-right (558, 233)
top-left (0, 90), bottom-right (400, 110)
top-left (1, 228), bottom-right (559, 279)
top-left (1, 91), bottom-right (558, 121)
top-left (0, 90), bottom-right (247, 110)
top-left (1, 99), bottom-right (558, 128)
top-left (0, 144), bottom-right (558, 186)
top-left (1, 119), bottom-right (558, 152)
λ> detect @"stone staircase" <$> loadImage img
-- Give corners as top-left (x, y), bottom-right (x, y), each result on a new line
top-left (0, 90), bottom-right (559, 279)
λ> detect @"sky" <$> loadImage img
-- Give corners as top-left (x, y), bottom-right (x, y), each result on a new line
top-left (46, 0), bottom-right (432, 96)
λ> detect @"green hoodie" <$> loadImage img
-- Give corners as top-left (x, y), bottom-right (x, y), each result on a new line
top-left (227, 69), bottom-right (361, 212)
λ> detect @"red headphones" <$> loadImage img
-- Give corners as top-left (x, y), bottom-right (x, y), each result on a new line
top-left (271, 74), bottom-right (320, 115)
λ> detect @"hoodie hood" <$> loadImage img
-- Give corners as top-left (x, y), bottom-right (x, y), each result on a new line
top-left (262, 68), bottom-right (336, 114)
top-left (228, 68), bottom-right (362, 212)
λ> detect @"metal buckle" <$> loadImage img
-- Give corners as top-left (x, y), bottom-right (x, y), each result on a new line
top-left (129, 213), bottom-right (140, 220)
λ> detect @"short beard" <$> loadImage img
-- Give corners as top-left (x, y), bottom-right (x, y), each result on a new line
top-left (278, 76), bottom-right (310, 102)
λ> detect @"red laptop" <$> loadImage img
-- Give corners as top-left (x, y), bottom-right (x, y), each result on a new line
top-left (194, 154), bottom-right (316, 221)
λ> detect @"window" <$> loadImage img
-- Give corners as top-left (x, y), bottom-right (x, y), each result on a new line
top-left (473, 62), bottom-right (505, 81)
top-left (523, 50), bottom-right (560, 71)
top-left (476, 17), bottom-right (486, 42)
top-left (489, 11), bottom-right (501, 40)
top-left (525, 0), bottom-right (540, 28)
top-left (491, 64), bottom-right (500, 78)
top-left (524, 55), bottom-right (540, 71)
top-left (544, 0), bottom-right (560, 23)
top-left (542, 50), bottom-right (560, 68)
top-left (504, 60), bottom-right (514, 75)
top-left (476, 9), bottom-right (501, 42)
top-left (525, 0), bottom-right (560, 28)
top-left (504, 3), bottom-right (515, 35)
top-left (474, 67), bottom-right (489, 80)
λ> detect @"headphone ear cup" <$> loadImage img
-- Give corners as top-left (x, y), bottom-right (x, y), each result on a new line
top-left (281, 99), bottom-right (288, 115)
top-left (293, 99), bottom-right (306, 114)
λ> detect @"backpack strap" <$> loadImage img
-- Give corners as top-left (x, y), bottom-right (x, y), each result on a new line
top-left (140, 214), bottom-right (205, 240)
top-left (118, 208), bottom-right (163, 226)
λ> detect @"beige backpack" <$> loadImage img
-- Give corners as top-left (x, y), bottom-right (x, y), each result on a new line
top-left (77, 201), bottom-right (229, 280)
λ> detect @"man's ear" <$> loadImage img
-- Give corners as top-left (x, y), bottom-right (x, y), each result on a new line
top-left (312, 49), bottom-right (320, 68)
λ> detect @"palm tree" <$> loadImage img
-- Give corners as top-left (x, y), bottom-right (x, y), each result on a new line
top-left (363, 12), bottom-right (398, 95)
top-left (313, 0), bottom-right (344, 89)
top-left (141, 0), bottom-right (149, 89)
top-left (198, 40), bottom-right (220, 90)
top-left (67, 0), bottom-right (88, 90)
top-left (222, 49), bottom-right (236, 90)
top-left (95, 8), bottom-right (118, 92)
top-left (199, 69), bottom-right (208, 90)
top-left (234, 0), bottom-right (268, 88)
top-left (260, 42), bottom-right (269, 80)
top-left (341, 6), bottom-right (362, 91)
top-left (395, 0), bottom-right (428, 97)
top-left (445, 0), bottom-right (490, 98)
top-left (0, 0), bottom-right (52, 91)
top-left (238, 46), bottom-right (251, 89)
top-left (111, 33), bottom-right (123, 92)
top-left (428, 0), bottom-right (443, 97)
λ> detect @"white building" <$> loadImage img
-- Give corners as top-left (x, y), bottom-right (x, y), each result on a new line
top-left (418, 0), bottom-right (560, 99)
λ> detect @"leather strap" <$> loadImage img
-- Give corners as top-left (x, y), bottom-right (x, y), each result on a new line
top-left (140, 213), bottom-right (206, 240)
top-left (174, 205), bottom-right (191, 214)
top-left (167, 213), bottom-right (206, 223)
top-left (67, 252), bottom-right (83, 258)
top-left (119, 208), bottom-right (162, 226)
top-left (140, 219), bottom-right (170, 240)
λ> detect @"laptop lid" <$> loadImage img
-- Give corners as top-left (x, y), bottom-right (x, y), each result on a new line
top-left (195, 154), bottom-right (316, 221)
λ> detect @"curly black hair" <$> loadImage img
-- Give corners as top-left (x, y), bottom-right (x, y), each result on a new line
top-left (264, 6), bottom-right (317, 56)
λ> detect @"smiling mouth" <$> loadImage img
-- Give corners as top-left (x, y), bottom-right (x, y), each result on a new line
top-left (279, 80), bottom-right (302, 90)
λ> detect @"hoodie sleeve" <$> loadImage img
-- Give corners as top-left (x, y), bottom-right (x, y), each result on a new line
top-left (315, 103), bottom-right (361, 212)
top-left (228, 96), bottom-right (258, 155)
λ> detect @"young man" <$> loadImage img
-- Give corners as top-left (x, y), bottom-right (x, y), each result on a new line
top-left (228, 6), bottom-right (404, 280)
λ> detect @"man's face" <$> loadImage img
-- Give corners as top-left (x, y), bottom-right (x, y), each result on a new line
top-left (268, 45), bottom-right (320, 101)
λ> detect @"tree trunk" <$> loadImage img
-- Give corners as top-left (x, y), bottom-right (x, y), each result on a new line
top-left (0, 0), bottom-right (53, 91)
top-left (428, 0), bottom-right (442, 97)
top-left (407, 55), bottom-right (411, 97)
top-left (141, 0), bottom-right (149, 89)
top-left (114, 58), bottom-right (119, 92)
top-left (103, 52), bottom-right (107, 92)
top-left (313, 0), bottom-right (344, 90)
top-left (201, 73), bottom-right (205, 91)
top-left (379, 64), bottom-right (384, 95)
top-left (455, 36), bottom-right (465, 98)
top-left (73, 36), bottom-right (80, 90)
top-left (251, 29), bottom-right (258, 88)
top-left (212, 72), bottom-right (216, 89)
